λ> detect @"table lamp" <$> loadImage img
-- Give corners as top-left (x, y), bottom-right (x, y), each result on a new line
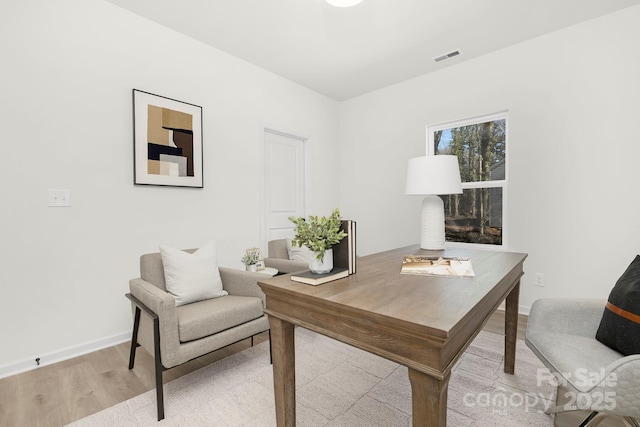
top-left (405, 155), bottom-right (462, 250)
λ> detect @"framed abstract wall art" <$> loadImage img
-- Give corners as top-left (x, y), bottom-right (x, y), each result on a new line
top-left (133, 89), bottom-right (203, 188)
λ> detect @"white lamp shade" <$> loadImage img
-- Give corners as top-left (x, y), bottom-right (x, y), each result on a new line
top-left (405, 155), bottom-right (462, 195)
top-left (325, 0), bottom-right (363, 7)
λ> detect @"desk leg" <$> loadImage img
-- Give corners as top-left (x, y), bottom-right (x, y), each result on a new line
top-left (408, 368), bottom-right (450, 427)
top-left (504, 281), bottom-right (520, 374)
top-left (269, 316), bottom-right (296, 427)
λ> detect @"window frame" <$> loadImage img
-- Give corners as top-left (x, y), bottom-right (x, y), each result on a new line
top-left (426, 110), bottom-right (509, 250)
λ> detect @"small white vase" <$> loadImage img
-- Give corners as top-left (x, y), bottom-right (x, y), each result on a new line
top-left (246, 264), bottom-right (257, 272)
top-left (309, 249), bottom-right (333, 274)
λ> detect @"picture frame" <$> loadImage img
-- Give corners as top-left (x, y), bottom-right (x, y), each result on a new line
top-left (132, 89), bottom-right (203, 188)
top-left (246, 247), bottom-right (265, 270)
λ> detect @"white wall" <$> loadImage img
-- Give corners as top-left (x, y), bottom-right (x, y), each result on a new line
top-left (0, 0), bottom-right (339, 372)
top-left (338, 5), bottom-right (640, 313)
top-left (3, 0), bottom-right (639, 376)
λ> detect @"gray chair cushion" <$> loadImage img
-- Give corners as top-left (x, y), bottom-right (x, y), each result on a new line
top-left (265, 239), bottom-right (308, 274)
top-left (140, 248), bottom-right (198, 292)
top-left (140, 252), bottom-right (168, 291)
top-left (176, 295), bottom-right (264, 343)
top-left (527, 332), bottom-right (622, 392)
top-left (268, 239), bottom-right (289, 259)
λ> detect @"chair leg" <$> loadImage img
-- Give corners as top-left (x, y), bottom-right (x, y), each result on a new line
top-left (153, 317), bottom-right (165, 421)
top-left (624, 417), bottom-right (640, 427)
top-left (128, 307), bottom-right (141, 369)
top-left (269, 329), bottom-right (272, 365)
top-left (578, 411), bottom-right (598, 427)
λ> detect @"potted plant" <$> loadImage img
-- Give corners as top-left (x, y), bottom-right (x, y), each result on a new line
top-left (289, 208), bottom-right (347, 274)
top-left (241, 249), bottom-right (261, 272)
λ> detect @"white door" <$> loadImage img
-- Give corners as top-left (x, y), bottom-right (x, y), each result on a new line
top-left (261, 129), bottom-right (307, 255)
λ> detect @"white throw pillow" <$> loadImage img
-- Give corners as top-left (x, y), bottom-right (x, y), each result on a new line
top-left (286, 237), bottom-right (310, 263)
top-left (159, 241), bottom-right (227, 306)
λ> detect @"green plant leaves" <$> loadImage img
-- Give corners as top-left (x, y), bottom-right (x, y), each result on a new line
top-left (288, 208), bottom-right (347, 261)
top-left (241, 249), bottom-right (261, 265)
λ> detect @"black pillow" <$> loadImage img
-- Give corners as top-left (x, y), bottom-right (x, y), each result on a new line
top-left (595, 255), bottom-right (640, 355)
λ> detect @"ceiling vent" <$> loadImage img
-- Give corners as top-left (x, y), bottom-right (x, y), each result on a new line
top-left (433, 50), bottom-right (461, 63)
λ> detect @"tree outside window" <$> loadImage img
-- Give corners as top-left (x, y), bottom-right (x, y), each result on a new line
top-left (428, 112), bottom-right (507, 247)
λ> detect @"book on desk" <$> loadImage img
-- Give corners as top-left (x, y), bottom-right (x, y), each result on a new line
top-left (333, 219), bottom-right (356, 274)
top-left (290, 268), bottom-right (349, 285)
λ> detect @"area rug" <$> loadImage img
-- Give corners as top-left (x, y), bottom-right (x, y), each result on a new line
top-left (67, 328), bottom-right (556, 426)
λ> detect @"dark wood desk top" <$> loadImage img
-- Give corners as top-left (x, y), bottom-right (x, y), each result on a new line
top-left (259, 244), bottom-right (527, 375)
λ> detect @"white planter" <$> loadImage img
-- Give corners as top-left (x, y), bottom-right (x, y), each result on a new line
top-left (245, 264), bottom-right (257, 272)
top-left (309, 249), bottom-right (333, 274)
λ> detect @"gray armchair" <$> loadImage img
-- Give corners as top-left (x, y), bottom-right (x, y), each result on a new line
top-left (525, 298), bottom-right (640, 426)
top-left (263, 238), bottom-right (307, 274)
top-left (126, 249), bottom-right (270, 421)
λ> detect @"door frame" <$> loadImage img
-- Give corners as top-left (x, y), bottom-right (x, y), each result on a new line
top-left (259, 123), bottom-right (311, 255)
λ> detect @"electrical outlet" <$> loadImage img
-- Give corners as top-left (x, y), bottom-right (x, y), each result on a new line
top-left (48, 189), bottom-right (71, 207)
top-left (535, 273), bottom-right (545, 287)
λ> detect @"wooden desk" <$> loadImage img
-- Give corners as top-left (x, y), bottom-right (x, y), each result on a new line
top-left (258, 245), bottom-right (527, 426)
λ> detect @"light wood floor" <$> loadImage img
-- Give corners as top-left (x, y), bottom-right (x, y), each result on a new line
top-left (0, 332), bottom-right (270, 427)
top-left (0, 311), bottom-right (630, 427)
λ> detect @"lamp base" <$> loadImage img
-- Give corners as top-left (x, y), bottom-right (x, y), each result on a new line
top-left (421, 195), bottom-right (445, 250)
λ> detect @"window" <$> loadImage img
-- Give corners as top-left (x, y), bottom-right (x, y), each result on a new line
top-left (427, 111), bottom-right (507, 247)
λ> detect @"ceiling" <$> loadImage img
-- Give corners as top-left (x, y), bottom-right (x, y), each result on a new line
top-left (106, 0), bottom-right (640, 101)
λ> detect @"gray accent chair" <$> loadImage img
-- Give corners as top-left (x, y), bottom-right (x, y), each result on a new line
top-left (263, 238), bottom-right (307, 274)
top-left (525, 298), bottom-right (640, 427)
top-left (126, 249), bottom-right (270, 421)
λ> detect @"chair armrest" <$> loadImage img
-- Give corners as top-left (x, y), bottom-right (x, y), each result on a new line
top-left (219, 267), bottom-right (266, 305)
top-left (129, 278), bottom-right (176, 318)
top-left (526, 298), bottom-right (607, 338)
top-left (125, 292), bottom-right (158, 319)
top-left (602, 355), bottom-right (640, 418)
top-left (263, 257), bottom-right (307, 274)
top-left (129, 278), bottom-right (180, 367)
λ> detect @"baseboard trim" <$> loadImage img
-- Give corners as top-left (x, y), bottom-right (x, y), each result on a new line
top-left (0, 331), bottom-right (131, 380)
top-left (496, 302), bottom-right (531, 316)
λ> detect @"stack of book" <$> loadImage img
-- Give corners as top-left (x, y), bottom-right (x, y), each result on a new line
top-left (290, 268), bottom-right (349, 285)
top-left (333, 219), bottom-right (356, 274)
top-left (291, 219), bottom-right (356, 286)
